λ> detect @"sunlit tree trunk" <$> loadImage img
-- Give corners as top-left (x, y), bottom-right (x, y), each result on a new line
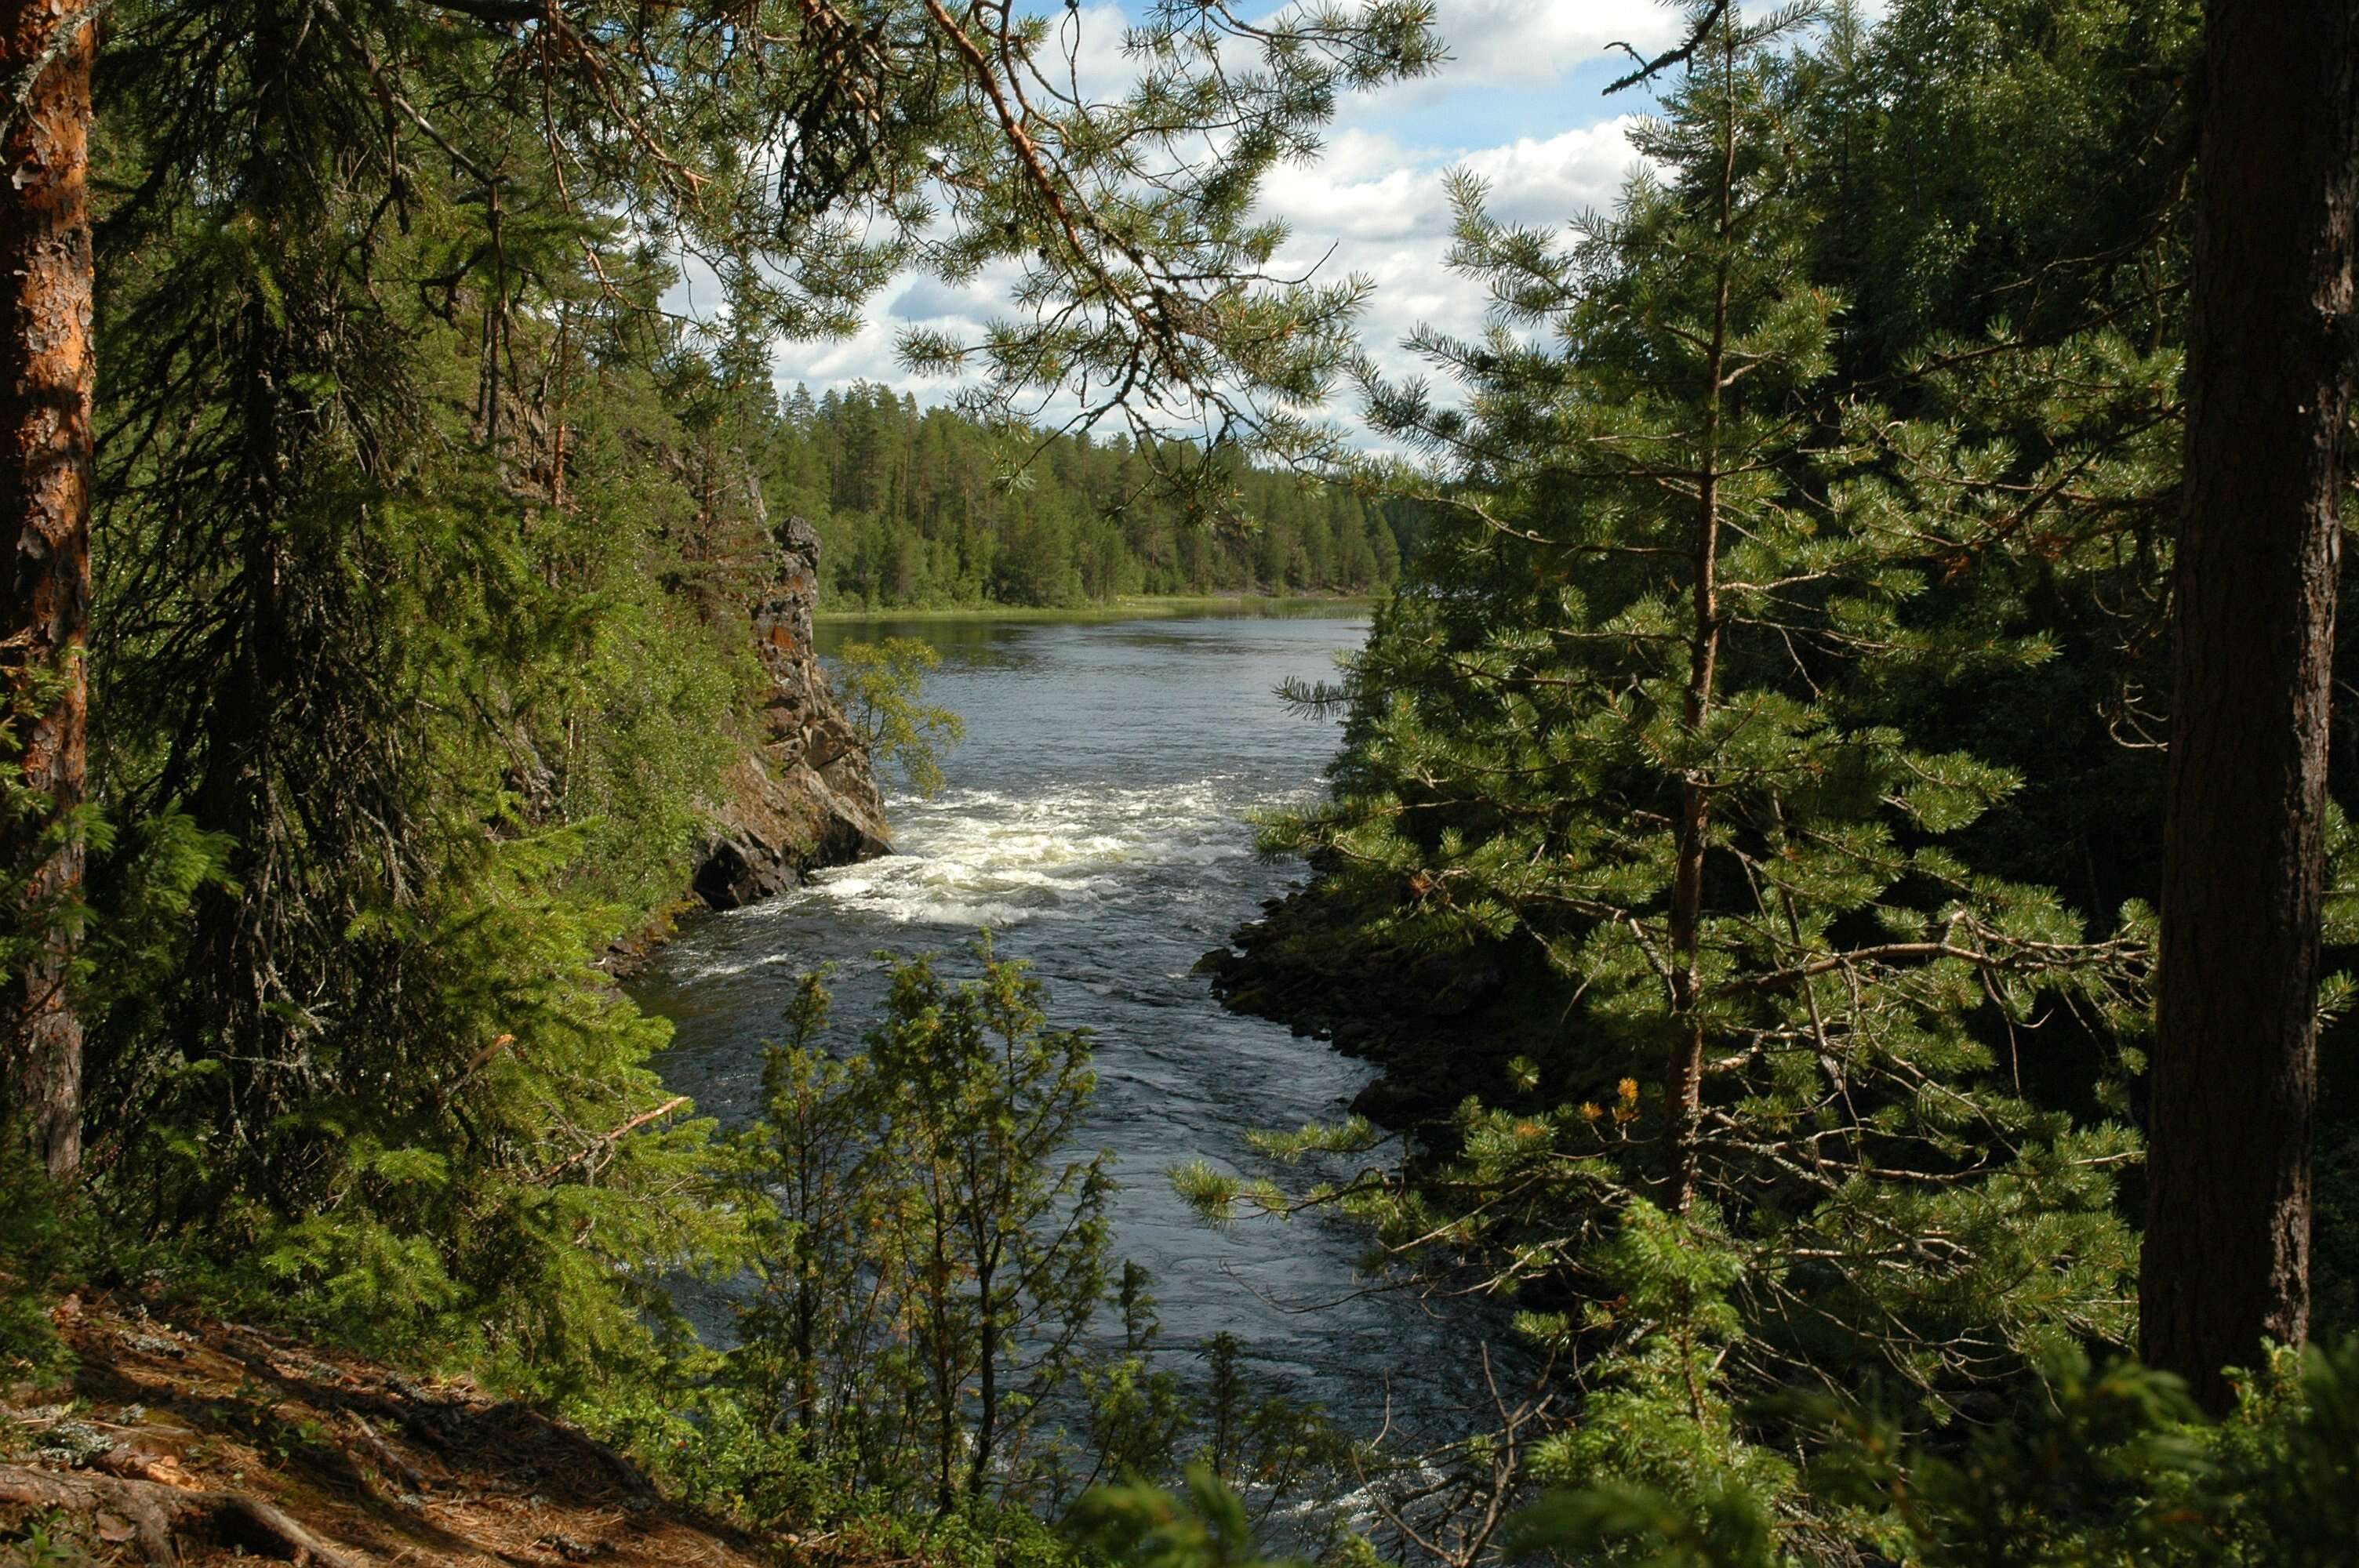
top-left (0, 0), bottom-right (96, 1181)
top-left (2142, 0), bottom-right (2358, 1413)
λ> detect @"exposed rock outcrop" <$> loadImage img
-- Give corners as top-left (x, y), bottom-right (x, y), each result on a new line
top-left (692, 515), bottom-right (890, 909)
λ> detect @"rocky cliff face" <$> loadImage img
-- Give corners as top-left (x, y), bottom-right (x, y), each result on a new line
top-left (692, 515), bottom-right (891, 909)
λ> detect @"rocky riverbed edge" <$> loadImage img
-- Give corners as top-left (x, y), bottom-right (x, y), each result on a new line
top-left (1195, 879), bottom-right (1554, 1130)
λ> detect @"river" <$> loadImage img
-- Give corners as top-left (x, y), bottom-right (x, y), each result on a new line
top-left (631, 608), bottom-right (1490, 1433)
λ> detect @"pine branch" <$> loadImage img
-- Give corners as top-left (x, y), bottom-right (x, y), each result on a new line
top-left (1603, 1), bottom-right (1733, 94)
top-left (536, 1095), bottom-right (691, 1184)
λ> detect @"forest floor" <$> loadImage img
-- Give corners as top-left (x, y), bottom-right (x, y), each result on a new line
top-left (0, 1296), bottom-right (768, 1568)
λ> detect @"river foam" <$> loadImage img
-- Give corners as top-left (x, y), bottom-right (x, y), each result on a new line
top-left (794, 775), bottom-right (1280, 929)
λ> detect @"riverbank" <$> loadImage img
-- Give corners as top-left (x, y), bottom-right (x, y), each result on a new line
top-left (815, 592), bottom-right (1379, 623)
top-left (1197, 877), bottom-right (1562, 1129)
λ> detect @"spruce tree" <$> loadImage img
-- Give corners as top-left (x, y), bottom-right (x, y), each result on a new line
top-left (0, 0), bottom-right (1440, 1275)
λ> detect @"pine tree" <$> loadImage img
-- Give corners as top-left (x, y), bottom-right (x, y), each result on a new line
top-left (736, 944), bottom-right (1114, 1513)
top-left (0, 0), bottom-right (97, 1181)
top-left (2143, 0), bottom-right (2359, 1411)
top-left (1226, 0), bottom-right (2147, 1491)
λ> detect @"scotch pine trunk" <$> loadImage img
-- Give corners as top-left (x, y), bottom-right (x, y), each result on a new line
top-left (0, 0), bottom-right (95, 1182)
top-left (2142, 0), bottom-right (2359, 1412)
top-left (1663, 28), bottom-right (1739, 1216)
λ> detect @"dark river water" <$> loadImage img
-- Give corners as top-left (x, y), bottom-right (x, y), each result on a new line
top-left (631, 608), bottom-right (1490, 1429)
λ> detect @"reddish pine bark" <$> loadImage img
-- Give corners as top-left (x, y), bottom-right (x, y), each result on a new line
top-left (2142, 0), bottom-right (2359, 1412)
top-left (0, 0), bottom-right (96, 1181)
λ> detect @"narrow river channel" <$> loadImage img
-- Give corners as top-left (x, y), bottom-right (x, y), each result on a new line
top-left (632, 608), bottom-right (1492, 1432)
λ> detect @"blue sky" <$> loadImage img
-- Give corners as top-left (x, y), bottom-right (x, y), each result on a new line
top-left (756, 0), bottom-right (1688, 437)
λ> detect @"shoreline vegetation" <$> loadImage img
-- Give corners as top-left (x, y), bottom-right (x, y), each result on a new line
top-left (816, 593), bottom-right (1379, 625)
top-left (762, 383), bottom-right (1419, 612)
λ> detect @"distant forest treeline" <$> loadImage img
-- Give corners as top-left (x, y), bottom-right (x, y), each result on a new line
top-left (759, 383), bottom-right (1416, 608)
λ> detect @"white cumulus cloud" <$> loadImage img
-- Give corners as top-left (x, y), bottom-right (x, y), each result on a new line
top-left (1459, 116), bottom-right (1648, 225)
top-left (1254, 115), bottom-right (1647, 430)
top-left (1427, 0), bottom-right (1681, 85)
